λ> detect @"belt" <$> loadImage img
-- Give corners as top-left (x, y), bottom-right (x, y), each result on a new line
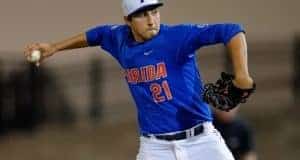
top-left (142, 124), bottom-right (204, 141)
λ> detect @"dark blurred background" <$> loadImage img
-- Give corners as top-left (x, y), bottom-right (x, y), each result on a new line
top-left (0, 0), bottom-right (299, 160)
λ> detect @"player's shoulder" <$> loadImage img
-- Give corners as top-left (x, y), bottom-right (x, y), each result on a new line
top-left (160, 24), bottom-right (188, 35)
top-left (161, 23), bottom-right (210, 32)
top-left (87, 24), bottom-right (130, 38)
top-left (104, 24), bottom-right (129, 33)
top-left (102, 24), bottom-right (130, 41)
top-left (161, 23), bottom-right (192, 30)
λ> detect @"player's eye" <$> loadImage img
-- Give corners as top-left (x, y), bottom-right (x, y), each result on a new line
top-left (150, 9), bottom-right (158, 15)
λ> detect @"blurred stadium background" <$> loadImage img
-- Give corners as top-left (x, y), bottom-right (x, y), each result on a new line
top-left (0, 0), bottom-right (299, 159)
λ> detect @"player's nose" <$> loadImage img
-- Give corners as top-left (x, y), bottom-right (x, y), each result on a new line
top-left (146, 14), bottom-right (155, 26)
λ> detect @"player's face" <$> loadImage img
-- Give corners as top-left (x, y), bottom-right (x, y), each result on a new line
top-left (125, 8), bottom-right (161, 42)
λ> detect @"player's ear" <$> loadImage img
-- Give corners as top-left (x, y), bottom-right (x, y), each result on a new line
top-left (124, 16), bottom-right (133, 26)
top-left (124, 16), bottom-right (130, 25)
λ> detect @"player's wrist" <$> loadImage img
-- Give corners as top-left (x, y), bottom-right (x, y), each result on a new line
top-left (233, 76), bottom-right (254, 89)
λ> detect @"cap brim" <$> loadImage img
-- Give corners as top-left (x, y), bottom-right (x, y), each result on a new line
top-left (128, 3), bottom-right (163, 17)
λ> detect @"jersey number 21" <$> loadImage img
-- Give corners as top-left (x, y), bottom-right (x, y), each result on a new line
top-left (150, 80), bottom-right (173, 103)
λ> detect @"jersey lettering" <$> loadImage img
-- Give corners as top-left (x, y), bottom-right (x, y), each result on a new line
top-left (125, 62), bottom-right (167, 84)
top-left (124, 62), bottom-right (172, 103)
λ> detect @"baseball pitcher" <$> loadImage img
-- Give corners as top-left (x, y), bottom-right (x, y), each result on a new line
top-left (24, 0), bottom-right (256, 160)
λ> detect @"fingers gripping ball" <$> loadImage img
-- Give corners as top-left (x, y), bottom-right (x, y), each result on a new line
top-left (28, 50), bottom-right (41, 63)
top-left (203, 72), bottom-right (256, 111)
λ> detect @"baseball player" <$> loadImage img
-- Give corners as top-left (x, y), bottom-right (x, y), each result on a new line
top-left (24, 0), bottom-right (256, 160)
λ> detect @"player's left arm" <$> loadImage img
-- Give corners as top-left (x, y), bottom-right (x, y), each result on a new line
top-left (226, 32), bottom-right (254, 89)
top-left (199, 24), bottom-right (256, 110)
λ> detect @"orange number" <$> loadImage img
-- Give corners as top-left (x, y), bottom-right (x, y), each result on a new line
top-left (162, 80), bottom-right (173, 100)
top-left (150, 80), bottom-right (173, 103)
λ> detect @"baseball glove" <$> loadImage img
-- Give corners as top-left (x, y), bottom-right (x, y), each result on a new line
top-left (203, 72), bottom-right (256, 111)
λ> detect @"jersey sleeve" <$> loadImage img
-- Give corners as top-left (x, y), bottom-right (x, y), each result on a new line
top-left (85, 25), bottom-right (120, 59)
top-left (179, 23), bottom-right (245, 59)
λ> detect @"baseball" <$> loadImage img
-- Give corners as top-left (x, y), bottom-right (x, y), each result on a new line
top-left (28, 50), bottom-right (41, 62)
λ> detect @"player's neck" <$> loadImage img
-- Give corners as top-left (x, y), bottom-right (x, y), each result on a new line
top-left (133, 34), bottom-right (146, 42)
top-left (131, 30), bottom-right (148, 43)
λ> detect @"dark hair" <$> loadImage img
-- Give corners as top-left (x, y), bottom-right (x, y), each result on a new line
top-left (127, 4), bottom-right (163, 21)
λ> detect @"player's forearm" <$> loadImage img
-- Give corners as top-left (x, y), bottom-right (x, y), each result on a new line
top-left (226, 32), bottom-right (253, 89)
top-left (51, 33), bottom-right (89, 53)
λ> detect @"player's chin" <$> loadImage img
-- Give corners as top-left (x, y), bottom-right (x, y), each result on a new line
top-left (144, 30), bottom-right (159, 39)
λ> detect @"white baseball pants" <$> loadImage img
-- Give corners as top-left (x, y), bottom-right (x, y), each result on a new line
top-left (137, 122), bottom-right (235, 160)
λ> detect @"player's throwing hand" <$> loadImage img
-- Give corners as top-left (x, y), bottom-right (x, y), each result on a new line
top-left (24, 43), bottom-right (57, 66)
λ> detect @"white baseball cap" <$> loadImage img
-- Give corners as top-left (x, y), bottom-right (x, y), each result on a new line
top-left (122, 0), bottom-right (163, 16)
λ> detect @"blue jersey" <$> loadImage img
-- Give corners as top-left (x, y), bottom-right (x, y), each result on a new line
top-left (86, 23), bottom-right (244, 134)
